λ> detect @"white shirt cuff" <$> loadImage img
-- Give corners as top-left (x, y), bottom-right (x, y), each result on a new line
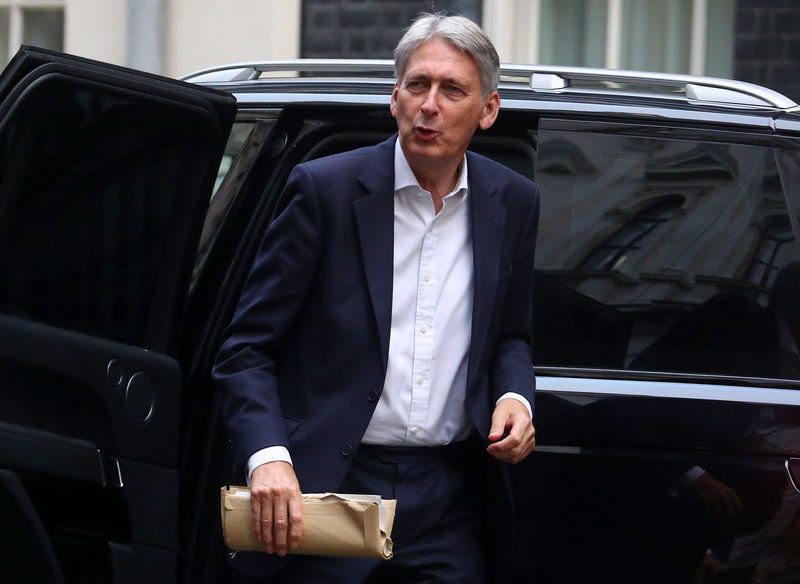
top-left (246, 446), bottom-right (293, 484)
top-left (496, 392), bottom-right (533, 420)
top-left (668, 465), bottom-right (706, 497)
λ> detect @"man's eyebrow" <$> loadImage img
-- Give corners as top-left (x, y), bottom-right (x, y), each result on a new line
top-left (404, 72), bottom-right (471, 88)
top-left (404, 72), bottom-right (429, 81)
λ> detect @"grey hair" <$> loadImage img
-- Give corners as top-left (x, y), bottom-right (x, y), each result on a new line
top-left (394, 12), bottom-right (500, 97)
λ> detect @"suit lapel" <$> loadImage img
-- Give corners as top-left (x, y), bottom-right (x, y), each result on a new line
top-left (466, 153), bottom-right (507, 393)
top-left (353, 137), bottom-right (396, 368)
top-left (352, 142), bottom-right (507, 382)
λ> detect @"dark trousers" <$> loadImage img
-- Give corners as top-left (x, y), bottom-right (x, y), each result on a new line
top-left (269, 440), bottom-right (486, 583)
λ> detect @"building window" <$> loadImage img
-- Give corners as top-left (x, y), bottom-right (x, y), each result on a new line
top-left (0, 7), bottom-right (9, 63)
top-left (301, 0), bottom-right (482, 59)
top-left (540, 0), bottom-right (607, 68)
top-left (485, 0), bottom-right (734, 77)
top-left (0, 1), bottom-right (64, 65)
top-left (579, 197), bottom-right (684, 271)
top-left (620, 0), bottom-right (692, 73)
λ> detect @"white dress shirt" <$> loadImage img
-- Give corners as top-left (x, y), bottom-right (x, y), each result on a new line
top-left (247, 141), bottom-right (531, 477)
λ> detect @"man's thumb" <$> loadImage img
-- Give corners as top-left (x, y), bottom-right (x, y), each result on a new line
top-left (488, 412), bottom-right (507, 441)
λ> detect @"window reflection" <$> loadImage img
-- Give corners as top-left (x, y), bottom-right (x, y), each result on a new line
top-left (534, 126), bottom-right (800, 379)
top-left (580, 197), bottom-right (684, 271)
top-left (748, 218), bottom-right (794, 288)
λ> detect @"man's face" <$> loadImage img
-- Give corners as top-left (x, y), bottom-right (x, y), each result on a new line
top-left (391, 37), bottom-right (499, 176)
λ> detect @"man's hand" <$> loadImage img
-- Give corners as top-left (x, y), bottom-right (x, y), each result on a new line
top-left (487, 399), bottom-right (536, 463)
top-left (688, 472), bottom-right (743, 520)
top-left (250, 461), bottom-right (303, 555)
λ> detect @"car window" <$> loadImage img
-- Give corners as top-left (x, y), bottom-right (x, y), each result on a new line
top-left (212, 121), bottom-right (255, 197)
top-left (0, 76), bottom-right (228, 349)
top-left (533, 121), bottom-right (800, 380)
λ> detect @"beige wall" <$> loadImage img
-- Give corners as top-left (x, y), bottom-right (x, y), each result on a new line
top-left (483, 0), bottom-right (540, 64)
top-left (62, 0), bottom-right (300, 78)
top-left (164, 0), bottom-right (301, 78)
top-left (64, 0), bottom-right (126, 66)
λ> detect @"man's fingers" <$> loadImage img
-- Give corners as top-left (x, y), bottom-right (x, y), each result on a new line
top-left (488, 410), bottom-right (510, 441)
top-left (487, 405), bottom-right (536, 463)
top-left (487, 426), bottom-right (532, 463)
top-left (271, 491), bottom-right (290, 555)
top-left (251, 490), bottom-right (275, 552)
top-left (721, 486), bottom-right (743, 517)
top-left (251, 498), bottom-right (263, 542)
top-left (288, 492), bottom-right (304, 550)
top-left (250, 461), bottom-right (303, 555)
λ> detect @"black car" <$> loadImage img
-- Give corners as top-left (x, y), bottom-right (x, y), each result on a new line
top-left (2, 45), bottom-right (800, 584)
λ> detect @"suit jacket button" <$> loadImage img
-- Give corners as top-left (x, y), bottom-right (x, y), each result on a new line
top-left (341, 444), bottom-right (353, 456)
top-left (367, 390), bottom-right (378, 402)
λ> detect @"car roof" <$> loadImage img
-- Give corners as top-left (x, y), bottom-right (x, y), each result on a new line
top-left (182, 59), bottom-right (800, 132)
top-left (183, 59), bottom-right (796, 107)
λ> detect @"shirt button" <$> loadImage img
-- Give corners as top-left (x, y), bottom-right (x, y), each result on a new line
top-left (420, 325), bottom-right (428, 333)
top-left (367, 390), bottom-right (379, 402)
top-left (417, 377), bottom-right (424, 385)
top-left (341, 444), bottom-right (353, 456)
top-left (411, 426), bottom-right (421, 436)
top-left (423, 274), bottom-right (431, 282)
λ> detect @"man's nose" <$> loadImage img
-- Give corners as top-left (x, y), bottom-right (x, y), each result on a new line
top-left (420, 87), bottom-right (439, 115)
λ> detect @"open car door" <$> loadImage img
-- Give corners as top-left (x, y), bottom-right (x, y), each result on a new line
top-left (0, 46), bottom-right (235, 583)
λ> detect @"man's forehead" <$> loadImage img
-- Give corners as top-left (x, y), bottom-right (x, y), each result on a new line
top-left (401, 40), bottom-right (480, 82)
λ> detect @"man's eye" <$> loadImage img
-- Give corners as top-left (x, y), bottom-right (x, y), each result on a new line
top-left (446, 85), bottom-right (464, 95)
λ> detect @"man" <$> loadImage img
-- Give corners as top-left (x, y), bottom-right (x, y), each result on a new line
top-left (213, 12), bottom-right (540, 583)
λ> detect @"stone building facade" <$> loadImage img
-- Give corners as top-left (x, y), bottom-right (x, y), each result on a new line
top-left (735, 0), bottom-right (800, 103)
top-left (301, 0), bottom-right (482, 59)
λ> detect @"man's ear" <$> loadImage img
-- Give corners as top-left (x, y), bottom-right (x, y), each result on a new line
top-left (479, 91), bottom-right (500, 130)
top-left (390, 84), bottom-right (399, 118)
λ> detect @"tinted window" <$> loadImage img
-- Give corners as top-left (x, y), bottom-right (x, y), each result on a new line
top-left (0, 73), bottom-right (227, 349)
top-left (534, 123), bottom-right (800, 380)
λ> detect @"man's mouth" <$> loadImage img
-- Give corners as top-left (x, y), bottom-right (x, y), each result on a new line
top-left (414, 126), bottom-right (439, 140)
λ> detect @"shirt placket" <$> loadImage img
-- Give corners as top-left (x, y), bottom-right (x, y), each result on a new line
top-left (407, 211), bottom-right (438, 441)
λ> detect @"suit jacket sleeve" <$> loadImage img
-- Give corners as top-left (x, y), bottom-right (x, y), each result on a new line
top-left (490, 182), bottom-right (540, 416)
top-left (212, 164), bottom-right (321, 474)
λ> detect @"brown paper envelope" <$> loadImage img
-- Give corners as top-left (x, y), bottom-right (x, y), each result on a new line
top-left (220, 486), bottom-right (396, 559)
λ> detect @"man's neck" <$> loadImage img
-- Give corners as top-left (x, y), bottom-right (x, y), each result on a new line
top-left (410, 161), bottom-right (463, 213)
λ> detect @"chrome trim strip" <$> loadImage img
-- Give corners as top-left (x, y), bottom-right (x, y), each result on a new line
top-left (537, 366), bottom-right (800, 389)
top-left (501, 99), bottom-right (775, 127)
top-left (232, 93), bottom-right (391, 106)
top-left (537, 375), bottom-right (800, 406)
top-left (229, 93), bottom-right (774, 130)
top-left (533, 446), bottom-right (582, 455)
top-left (786, 459), bottom-right (800, 494)
top-left (98, 451), bottom-right (124, 488)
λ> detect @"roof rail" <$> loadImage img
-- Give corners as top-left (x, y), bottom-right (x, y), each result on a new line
top-left (182, 59), bottom-right (797, 110)
top-left (503, 64), bottom-right (798, 109)
top-left (181, 59), bottom-right (396, 82)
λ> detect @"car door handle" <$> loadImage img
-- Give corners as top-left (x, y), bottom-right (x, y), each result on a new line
top-left (785, 458), bottom-right (800, 494)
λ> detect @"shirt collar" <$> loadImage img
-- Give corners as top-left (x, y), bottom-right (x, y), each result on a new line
top-left (394, 138), bottom-right (469, 197)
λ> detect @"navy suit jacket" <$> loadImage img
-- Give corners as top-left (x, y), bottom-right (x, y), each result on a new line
top-left (214, 134), bottom-right (539, 495)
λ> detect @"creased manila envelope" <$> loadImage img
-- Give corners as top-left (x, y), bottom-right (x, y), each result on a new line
top-left (221, 486), bottom-right (396, 559)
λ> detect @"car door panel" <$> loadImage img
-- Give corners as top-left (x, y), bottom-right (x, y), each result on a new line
top-left (0, 315), bottom-right (181, 463)
top-left (0, 422), bottom-right (103, 485)
top-left (0, 469), bottom-right (65, 584)
top-left (0, 46), bottom-right (235, 583)
top-left (510, 117), bottom-right (800, 583)
top-left (514, 379), bottom-right (797, 584)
